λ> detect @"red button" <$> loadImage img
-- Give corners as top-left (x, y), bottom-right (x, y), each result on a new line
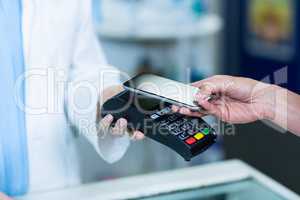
top-left (185, 137), bottom-right (197, 145)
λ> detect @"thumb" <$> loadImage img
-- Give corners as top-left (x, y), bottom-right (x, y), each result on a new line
top-left (195, 95), bottom-right (224, 119)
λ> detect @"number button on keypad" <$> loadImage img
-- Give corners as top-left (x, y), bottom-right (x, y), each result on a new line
top-left (172, 128), bottom-right (182, 136)
top-left (179, 132), bottom-right (190, 140)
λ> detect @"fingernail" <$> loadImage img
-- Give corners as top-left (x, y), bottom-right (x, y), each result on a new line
top-left (119, 118), bottom-right (127, 128)
top-left (171, 105), bottom-right (178, 112)
top-left (104, 114), bottom-right (113, 121)
top-left (136, 134), bottom-right (144, 140)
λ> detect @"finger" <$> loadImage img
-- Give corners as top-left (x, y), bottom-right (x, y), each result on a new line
top-left (179, 107), bottom-right (192, 115)
top-left (131, 131), bottom-right (145, 140)
top-left (193, 81), bottom-right (220, 104)
top-left (191, 79), bottom-right (208, 88)
top-left (130, 131), bottom-right (138, 140)
top-left (191, 76), bottom-right (219, 88)
top-left (192, 75), bottom-right (228, 87)
top-left (99, 114), bottom-right (114, 131)
top-left (195, 84), bottom-right (214, 102)
top-left (112, 118), bottom-right (127, 137)
top-left (197, 98), bottom-right (222, 117)
top-left (102, 114), bottom-right (114, 124)
top-left (171, 105), bottom-right (180, 112)
top-left (195, 82), bottom-right (232, 105)
top-left (193, 75), bottom-right (234, 96)
top-left (179, 107), bottom-right (205, 118)
top-left (197, 97), bottom-right (213, 111)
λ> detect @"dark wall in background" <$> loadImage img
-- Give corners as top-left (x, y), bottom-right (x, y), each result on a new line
top-left (225, 122), bottom-right (300, 194)
top-left (223, 0), bottom-right (300, 194)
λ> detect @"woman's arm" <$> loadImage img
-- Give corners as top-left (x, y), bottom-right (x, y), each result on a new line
top-left (268, 85), bottom-right (300, 136)
top-left (173, 75), bottom-right (300, 136)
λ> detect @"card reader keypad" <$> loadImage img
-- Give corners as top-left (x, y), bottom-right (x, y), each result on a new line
top-left (150, 106), bottom-right (215, 146)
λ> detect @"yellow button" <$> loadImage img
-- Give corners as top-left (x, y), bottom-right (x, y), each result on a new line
top-left (194, 133), bottom-right (205, 140)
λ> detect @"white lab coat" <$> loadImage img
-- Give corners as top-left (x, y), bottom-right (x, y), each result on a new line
top-left (21, 0), bottom-right (130, 193)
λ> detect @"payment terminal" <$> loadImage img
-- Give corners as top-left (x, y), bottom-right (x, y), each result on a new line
top-left (101, 89), bottom-right (217, 161)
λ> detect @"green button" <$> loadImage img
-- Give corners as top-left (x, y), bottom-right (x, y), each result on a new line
top-left (202, 128), bottom-right (210, 135)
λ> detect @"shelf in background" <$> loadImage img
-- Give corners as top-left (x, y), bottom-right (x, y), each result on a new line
top-left (95, 14), bottom-right (223, 42)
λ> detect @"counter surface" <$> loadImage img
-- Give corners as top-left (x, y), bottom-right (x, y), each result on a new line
top-left (18, 160), bottom-right (300, 200)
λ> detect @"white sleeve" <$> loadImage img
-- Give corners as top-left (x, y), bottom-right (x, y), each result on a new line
top-left (65, 0), bottom-right (130, 163)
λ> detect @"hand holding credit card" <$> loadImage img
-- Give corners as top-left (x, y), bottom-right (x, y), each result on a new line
top-left (123, 73), bottom-right (212, 111)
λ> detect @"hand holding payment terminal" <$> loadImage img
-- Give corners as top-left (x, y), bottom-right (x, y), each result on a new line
top-left (101, 74), bottom-right (217, 161)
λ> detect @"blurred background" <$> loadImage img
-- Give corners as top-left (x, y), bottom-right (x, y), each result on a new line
top-left (79, 0), bottom-right (300, 195)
